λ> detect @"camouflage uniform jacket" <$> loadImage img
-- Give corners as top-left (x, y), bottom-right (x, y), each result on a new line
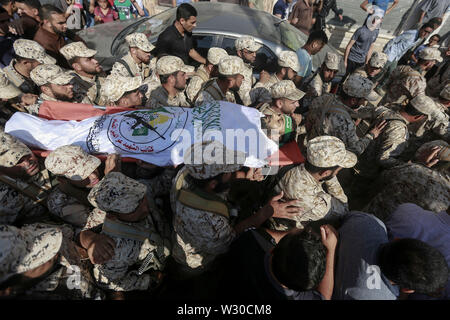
top-left (253, 73), bottom-right (281, 91)
top-left (110, 52), bottom-right (153, 80)
top-left (68, 71), bottom-right (106, 105)
top-left (306, 93), bottom-right (374, 155)
top-left (147, 85), bottom-right (190, 109)
top-left (426, 60), bottom-right (449, 98)
top-left (237, 62), bottom-right (255, 106)
top-left (3, 59), bottom-right (39, 95)
top-left (409, 98), bottom-right (449, 141)
top-left (274, 163), bottom-right (348, 228)
top-left (381, 65), bottom-right (426, 105)
top-left (185, 64), bottom-right (210, 102)
top-left (194, 79), bottom-right (236, 106)
top-left (353, 66), bottom-right (376, 83)
top-left (302, 72), bottom-right (332, 110)
top-left (364, 163), bottom-right (450, 221)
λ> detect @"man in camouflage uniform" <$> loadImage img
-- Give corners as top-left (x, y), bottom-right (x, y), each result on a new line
top-left (352, 51), bottom-right (388, 85)
top-left (272, 136), bottom-right (356, 231)
top-left (101, 76), bottom-right (143, 108)
top-left (0, 223), bottom-right (104, 299)
top-left (0, 132), bottom-right (50, 226)
top-left (3, 39), bottom-right (55, 95)
top-left (170, 140), bottom-right (302, 277)
top-left (306, 74), bottom-right (386, 156)
top-left (194, 56), bottom-right (246, 106)
top-left (60, 42), bottom-right (106, 105)
top-left (147, 55), bottom-right (194, 109)
top-left (79, 172), bottom-right (171, 292)
top-left (253, 50), bottom-right (300, 91)
top-left (110, 33), bottom-right (156, 81)
top-left (185, 47), bottom-right (229, 103)
top-left (26, 64), bottom-right (75, 115)
top-left (301, 52), bottom-right (340, 110)
top-left (380, 47), bottom-right (442, 106)
top-left (235, 36), bottom-right (262, 106)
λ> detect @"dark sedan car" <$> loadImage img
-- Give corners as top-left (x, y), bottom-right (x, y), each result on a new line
top-left (77, 2), bottom-right (344, 76)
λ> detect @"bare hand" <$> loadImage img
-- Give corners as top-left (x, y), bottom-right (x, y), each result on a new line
top-left (416, 146), bottom-right (441, 168)
top-left (264, 192), bottom-right (303, 220)
top-left (94, 15), bottom-right (103, 23)
top-left (89, 4), bottom-right (95, 14)
top-left (320, 224), bottom-right (338, 251)
top-left (339, 14), bottom-right (343, 21)
top-left (104, 153), bottom-right (121, 175)
top-left (20, 93), bottom-right (38, 106)
top-left (245, 167), bottom-right (264, 181)
top-left (369, 119), bottom-right (387, 138)
top-left (87, 233), bottom-right (116, 264)
top-left (291, 113), bottom-right (302, 126)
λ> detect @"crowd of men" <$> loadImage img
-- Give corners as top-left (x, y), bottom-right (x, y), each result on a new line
top-left (0, 2), bottom-right (449, 301)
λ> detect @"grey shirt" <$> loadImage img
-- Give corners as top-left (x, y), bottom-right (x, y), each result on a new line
top-left (333, 212), bottom-right (400, 300)
top-left (348, 26), bottom-right (380, 64)
top-left (419, 0), bottom-right (450, 23)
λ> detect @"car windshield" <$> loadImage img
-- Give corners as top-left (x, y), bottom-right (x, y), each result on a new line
top-left (278, 20), bottom-right (306, 52)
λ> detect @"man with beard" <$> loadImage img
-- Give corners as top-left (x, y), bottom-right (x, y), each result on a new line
top-left (8, 0), bottom-right (41, 40)
top-left (147, 55), bottom-right (194, 109)
top-left (3, 39), bottom-right (55, 96)
top-left (101, 75), bottom-right (144, 108)
top-left (27, 64), bottom-right (75, 115)
top-left (110, 33), bottom-right (155, 81)
top-left (194, 56), bottom-right (246, 106)
top-left (60, 42), bottom-right (106, 105)
top-left (234, 36), bottom-right (262, 106)
top-left (33, 5), bottom-right (84, 69)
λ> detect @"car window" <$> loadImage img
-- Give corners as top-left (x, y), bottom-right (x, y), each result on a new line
top-left (193, 34), bottom-right (216, 60)
top-left (278, 21), bottom-right (306, 52)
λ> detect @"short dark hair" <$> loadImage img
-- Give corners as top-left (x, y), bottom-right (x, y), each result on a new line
top-left (305, 160), bottom-right (339, 174)
top-left (13, 53), bottom-right (33, 62)
top-left (306, 30), bottom-right (328, 45)
top-left (68, 56), bottom-right (80, 66)
top-left (420, 22), bottom-right (435, 31)
top-left (378, 239), bottom-right (449, 295)
top-left (14, 0), bottom-right (41, 10)
top-left (272, 229), bottom-right (327, 291)
top-left (430, 34), bottom-right (441, 42)
top-left (176, 3), bottom-right (197, 21)
top-left (404, 101), bottom-right (427, 117)
top-left (159, 71), bottom-right (178, 84)
top-left (39, 4), bottom-right (63, 22)
top-left (427, 17), bottom-right (442, 29)
top-left (0, 0), bottom-right (11, 7)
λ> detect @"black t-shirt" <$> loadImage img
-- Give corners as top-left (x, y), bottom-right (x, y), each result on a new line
top-left (219, 229), bottom-right (324, 300)
top-left (153, 23), bottom-right (195, 65)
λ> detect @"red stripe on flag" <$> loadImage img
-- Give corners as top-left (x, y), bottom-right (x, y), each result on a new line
top-left (267, 140), bottom-right (305, 166)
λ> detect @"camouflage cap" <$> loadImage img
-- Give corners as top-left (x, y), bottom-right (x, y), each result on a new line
top-left (156, 56), bottom-right (195, 76)
top-left (0, 132), bottom-right (32, 167)
top-left (278, 51), bottom-right (300, 73)
top-left (415, 140), bottom-right (449, 163)
top-left (0, 224), bottom-right (62, 283)
top-left (409, 94), bottom-right (435, 116)
top-left (184, 140), bottom-right (245, 180)
top-left (342, 74), bottom-right (375, 100)
top-left (30, 64), bottom-right (74, 86)
top-left (13, 39), bottom-right (56, 65)
top-left (88, 172), bottom-right (147, 214)
top-left (60, 41), bottom-right (97, 61)
top-left (207, 47), bottom-right (229, 66)
top-left (439, 83), bottom-right (450, 101)
top-left (419, 47), bottom-right (443, 62)
top-left (218, 56), bottom-right (245, 76)
top-left (101, 75), bottom-right (142, 103)
top-left (324, 52), bottom-right (339, 71)
top-left (45, 145), bottom-right (101, 181)
top-left (306, 135), bottom-right (357, 168)
top-left (271, 80), bottom-right (305, 101)
top-left (235, 36), bottom-right (262, 52)
top-left (125, 32), bottom-right (155, 52)
top-left (0, 70), bottom-right (21, 99)
top-left (369, 51), bottom-right (388, 68)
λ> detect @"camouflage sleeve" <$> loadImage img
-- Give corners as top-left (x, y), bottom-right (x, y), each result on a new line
top-left (47, 188), bottom-right (90, 228)
top-left (24, 102), bottom-right (41, 116)
top-left (110, 62), bottom-right (130, 78)
top-left (404, 76), bottom-right (426, 98)
top-left (331, 114), bottom-right (373, 156)
top-left (308, 76), bottom-right (322, 98)
top-left (323, 176), bottom-right (348, 204)
top-left (376, 121), bottom-right (408, 169)
top-left (194, 91), bottom-right (216, 107)
top-left (82, 208), bottom-right (107, 231)
top-left (238, 78), bottom-right (252, 106)
top-left (185, 76), bottom-right (204, 102)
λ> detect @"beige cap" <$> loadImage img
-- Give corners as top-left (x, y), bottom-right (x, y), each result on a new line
top-left (271, 80), bottom-right (305, 101)
top-left (60, 41), bottom-right (97, 61)
top-left (45, 145), bottom-right (101, 181)
top-left (184, 140), bottom-right (245, 180)
top-left (13, 39), bottom-right (56, 65)
top-left (207, 47), bottom-right (229, 65)
top-left (0, 70), bottom-right (21, 99)
top-left (439, 83), bottom-right (450, 101)
top-left (369, 51), bottom-right (388, 68)
top-left (409, 94), bottom-right (435, 116)
top-left (0, 224), bottom-right (62, 283)
top-left (125, 32), bottom-right (155, 52)
top-left (306, 135), bottom-right (357, 168)
top-left (101, 76), bottom-right (142, 103)
top-left (324, 52), bottom-right (339, 71)
top-left (278, 51), bottom-right (300, 73)
top-left (419, 47), bottom-right (443, 62)
top-left (342, 74), bottom-right (375, 100)
top-left (30, 64), bottom-right (74, 86)
top-left (0, 132), bottom-right (32, 168)
top-left (218, 56), bottom-right (245, 76)
top-left (88, 172), bottom-right (147, 214)
top-left (155, 55), bottom-right (195, 76)
top-left (235, 36), bottom-right (262, 52)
